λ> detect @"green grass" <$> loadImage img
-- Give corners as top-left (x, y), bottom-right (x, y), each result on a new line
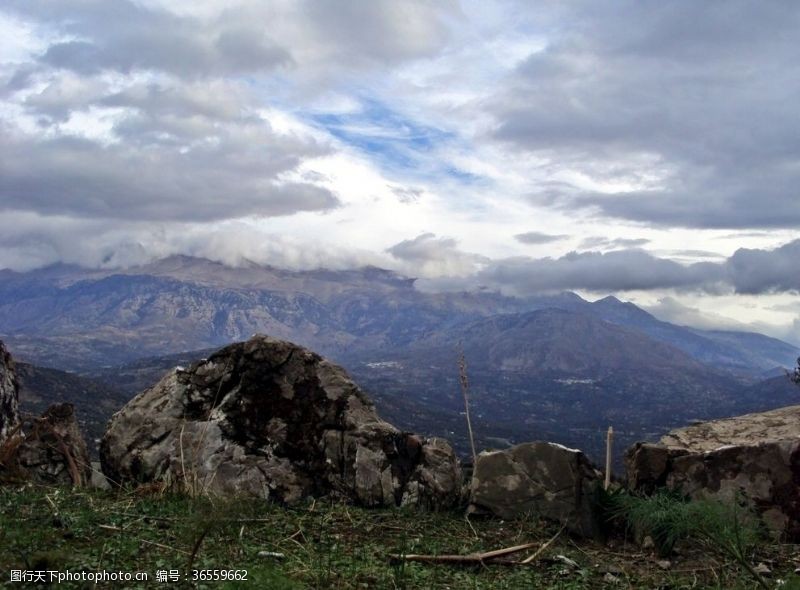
top-left (1, 484), bottom-right (797, 589)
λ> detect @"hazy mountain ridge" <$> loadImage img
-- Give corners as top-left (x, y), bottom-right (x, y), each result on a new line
top-left (3, 256), bottom-right (800, 466)
top-left (15, 362), bottom-right (130, 456)
top-left (0, 256), bottom-right (529, 370)
top-left (2, 256), bottom-right (796, 377)
top-left (340, 308), bottom-right (794, 465)
top-left (36, 307), bottom-right (799, 468)
top-left (584, 296), bottom-right (798, 375)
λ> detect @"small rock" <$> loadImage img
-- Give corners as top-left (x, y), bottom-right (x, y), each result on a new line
top-left (656, 560), bottom-right (671, 570)
top-left (554, 554), bottom-right (580, 569)
top-left (603, 572), bottom-right (621, 584)
top-left (603, 564), bottom-right (623, 575)
top-left (754, 563), bottom-right (771, 575)
top-left (90, 461), bottom-right (111, 490)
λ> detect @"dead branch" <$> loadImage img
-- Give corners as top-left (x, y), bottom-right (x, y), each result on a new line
top-left (389, 540), bottom-right (540, 566)
top-left (55, 434), bottom-right (83, 487)
top-left (98, 524), bottom-right (123, 532)
top-left (521, 523), bottom-right (566, 564)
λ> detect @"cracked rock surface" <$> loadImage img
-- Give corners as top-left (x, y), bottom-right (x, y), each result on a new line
top-left (0, 340), bottom-right (20, 444)
top-left (1, 342), bottom-right (90, 487)
top-left (627, 405), bottom-right (800, 540)
top-left (12, 403), bottom-right (92, 486)
top-left (469, 442), bottom-right (602, 538)
top-left (101, 335), bottom-right (462, 508)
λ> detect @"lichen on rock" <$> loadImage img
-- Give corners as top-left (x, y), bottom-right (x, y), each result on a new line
top-left (0, 340), bottom-right (20, 445)
top-left (469, 441), bottom-right (603, 538)
top-left (626, 404), bottom-right (800, 540)
top-left (100, 335), bottom-right (462, 509)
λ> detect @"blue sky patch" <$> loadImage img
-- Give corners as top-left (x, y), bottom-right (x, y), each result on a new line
top-left (307, 98), bottom-right (481, 184)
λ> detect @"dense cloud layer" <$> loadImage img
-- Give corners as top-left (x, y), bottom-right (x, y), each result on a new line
top-left (0, 0), bottom-right (455, 227)
top-left (386, 232), bottom-right (488, 277)
top-left (0, 122), bottom-right (336, 222)
top-left (5, 0), bottom-right (453, 76)
top-left (727, 240), bottom-right (800, 294)
top-left (0, 0), bottom-right (798, 340)
top-left (416, 239), bottom-right (800, 297)
top-left (490, 2), bottom-right (800, 228)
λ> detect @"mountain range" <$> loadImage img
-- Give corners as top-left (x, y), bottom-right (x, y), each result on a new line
top-left (2, 255), bottom-right (798, 466)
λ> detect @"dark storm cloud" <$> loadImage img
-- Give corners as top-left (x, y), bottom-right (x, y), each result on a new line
top-left (8, 0), bottom-right (292, 78)
top-left (5, 0), bottom-right (452, 82)
top-left (2, 71), bottom-right (341, 222)
top-left (571, 183), bottom-right (800, 230)
top-left (419, 239), bottom-right (800, 296)
top-left (514, 231), bottom-right (568, 245)
top-left (475, 249), bottom-right (725, 294)
top-left (0, 0), bottom-right (457, 230)
top-left (726, 240), bottom-right (800, 294)
top-left (301, 0), bottom-right (454, 64)
top-left (0, 0), bottom-right (349, 225)
top-left (491, 2), bottom-right (800, 228)
top-left (0, 123), bottom-right (338, 222)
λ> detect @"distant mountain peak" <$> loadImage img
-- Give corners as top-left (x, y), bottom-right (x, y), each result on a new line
top-left (136, 254), bottom-right (224, 270)
top-left (592, 294), bottom-right (654, 317)
top-left (596, 295), bottom-right (623, 304)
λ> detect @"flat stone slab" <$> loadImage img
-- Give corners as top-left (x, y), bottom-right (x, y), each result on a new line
top-left (660, 405), bottom-right (800, 452)
top-left (627, 404), bottom-right (800, 540)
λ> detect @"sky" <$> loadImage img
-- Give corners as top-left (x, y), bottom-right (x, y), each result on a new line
top-left (0, 1), bottom-right (799, 343)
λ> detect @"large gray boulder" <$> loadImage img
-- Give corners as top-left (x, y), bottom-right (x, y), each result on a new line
top-left (101, 335), bottom-right (462, 508)
top-left (627, 404), bottom-right (800, 540)
top-left (0, 340), bottom-right (20, 444)
top-left (469, 442), bottom-right (603, 538)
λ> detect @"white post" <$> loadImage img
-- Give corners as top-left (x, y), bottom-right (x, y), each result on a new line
top-left (604, 426), bottom-right (614, 490)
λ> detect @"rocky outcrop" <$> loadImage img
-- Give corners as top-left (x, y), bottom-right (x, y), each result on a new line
top-left (627, 405), bottom-right (800, 540)
top-left (469, 442), bottom-right (603, 538)
top-left (0, 340), bottom-right (20, 444)
top-left (100, 335), bottom-right (462, 508)
top-left (2, 342), bottom-right (91, 486)
top-left (8, 403), bottom-right (92, 486)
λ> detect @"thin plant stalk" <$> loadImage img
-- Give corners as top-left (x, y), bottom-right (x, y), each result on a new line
top-left (458, 346), bottom-right (477, 467)
top-left (604, 426), bottom-right (614, 490)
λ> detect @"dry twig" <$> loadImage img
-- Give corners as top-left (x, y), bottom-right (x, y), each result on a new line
top-left (521, 523), bottom-right (566, 564)
top-left (389, 540), bottom-right (540, 566)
